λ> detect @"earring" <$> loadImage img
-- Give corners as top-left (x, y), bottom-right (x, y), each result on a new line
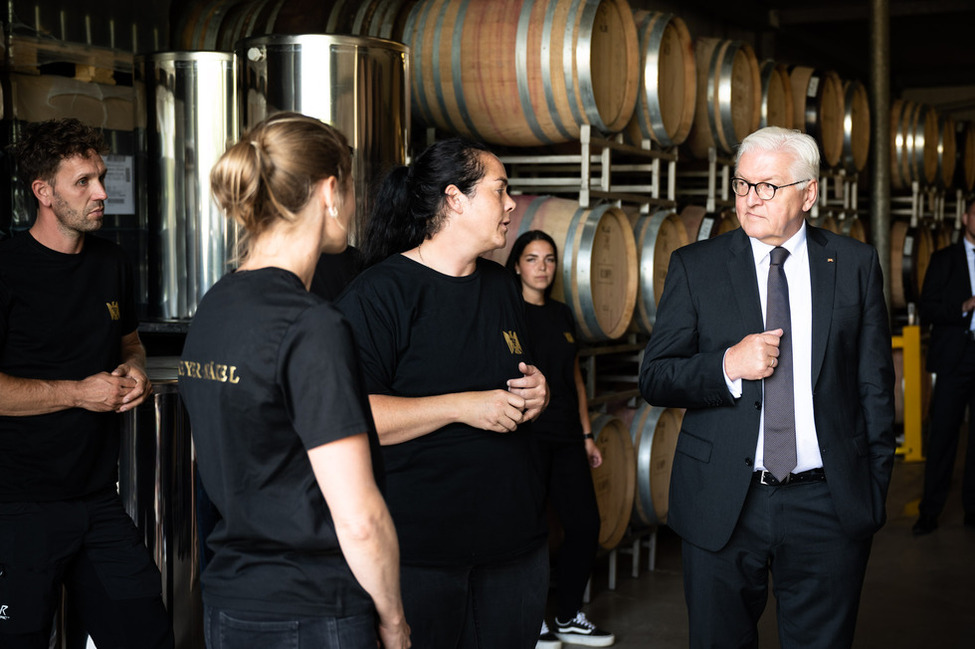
top-left (328, 205), bottom-right (338, 218)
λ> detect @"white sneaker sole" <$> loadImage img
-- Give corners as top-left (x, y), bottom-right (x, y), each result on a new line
top-left (554, 632), bottom-right (615, 647)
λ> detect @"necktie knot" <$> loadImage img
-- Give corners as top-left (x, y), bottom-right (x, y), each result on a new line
top-left (770, 246), bottom-right (789, 267)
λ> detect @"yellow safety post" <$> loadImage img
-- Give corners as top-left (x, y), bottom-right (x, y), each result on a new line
top-left (892, 325), bottom-right (925, 462)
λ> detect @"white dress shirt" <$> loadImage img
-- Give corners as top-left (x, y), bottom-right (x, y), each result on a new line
top-left (724, 223), bottom-right (823, 472)
top-left (964, 238), bottom-right (975, 329)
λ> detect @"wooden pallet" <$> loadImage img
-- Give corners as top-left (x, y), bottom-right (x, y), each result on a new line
top-left (4, 34), bottom-right (133, 85)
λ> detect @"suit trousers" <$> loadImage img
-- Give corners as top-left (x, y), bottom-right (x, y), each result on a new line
top-left (681, 479), bottom-right (872, 649)
top-left (920, 341), bottom-right (975, 519)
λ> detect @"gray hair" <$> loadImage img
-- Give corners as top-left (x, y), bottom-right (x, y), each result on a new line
top-left (735, 127), bottom-right (820, 188)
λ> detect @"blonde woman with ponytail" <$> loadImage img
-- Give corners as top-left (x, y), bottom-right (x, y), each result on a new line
top-left (179, 112), bottom-right (410, 649)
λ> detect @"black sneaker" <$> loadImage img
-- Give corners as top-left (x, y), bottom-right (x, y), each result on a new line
top-left (554, 611), bottom-right (615, 647)
top-left (912, 515), bottom-right (938, 536)
top-left (537, 620), bottom-right (562, 649)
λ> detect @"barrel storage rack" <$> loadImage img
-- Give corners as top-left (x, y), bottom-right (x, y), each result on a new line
top-left (808, 168), bottom-right (868, 242)
top-left (491, 123), bottom-right (678, 590)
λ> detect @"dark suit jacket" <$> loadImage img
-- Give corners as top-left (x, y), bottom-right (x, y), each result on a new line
top-left (919, 241), bottom-right (973, 375)
top-left (639, 225), bottom-right (896, 552)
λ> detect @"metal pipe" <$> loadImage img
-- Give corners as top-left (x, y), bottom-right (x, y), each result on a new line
top-left (869, 0), bottom-right (892, 318)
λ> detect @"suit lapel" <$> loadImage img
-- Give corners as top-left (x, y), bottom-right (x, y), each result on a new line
top-left (808, 225), bottom-right (835, 385)
top-left (727, 228), bottom-right (765, 335)
top-left (951, 243), bottom-right (973, 328)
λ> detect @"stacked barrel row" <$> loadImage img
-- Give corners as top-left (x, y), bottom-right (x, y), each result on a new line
top-left (887, 104), bottom-right (975, 312)
top-left (583, 405), bottom-right (684, 550)
top-left (890, 99), bottom-right (975, 192)
top-left (176, 0), bottom-right (872, 169)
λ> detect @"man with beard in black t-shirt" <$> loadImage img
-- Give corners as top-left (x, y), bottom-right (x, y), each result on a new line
top-left (0, 119), bottom-right (174, 649)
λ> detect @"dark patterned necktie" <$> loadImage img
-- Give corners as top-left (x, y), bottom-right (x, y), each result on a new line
top-left (764, 246), bottom-right (797, 481)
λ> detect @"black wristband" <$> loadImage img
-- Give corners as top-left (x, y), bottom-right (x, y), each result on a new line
top-left (583, 433), bottom-right (594, 440)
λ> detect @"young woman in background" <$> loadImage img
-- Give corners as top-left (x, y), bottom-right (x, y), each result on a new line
top-left (507, 230), bottom-right (615, 648)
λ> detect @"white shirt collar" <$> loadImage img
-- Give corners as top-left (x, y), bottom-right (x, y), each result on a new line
top-left (748, 222), bottom-right (808, 267)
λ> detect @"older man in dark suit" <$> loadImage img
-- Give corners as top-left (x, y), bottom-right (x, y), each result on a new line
top-left (913, 195), bottom-right (975, 534)
top-left (640, 126), bottom-right (895, 648)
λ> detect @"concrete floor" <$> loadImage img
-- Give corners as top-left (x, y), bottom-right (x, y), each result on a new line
top-left (575, 438), bottom-right (975, 649)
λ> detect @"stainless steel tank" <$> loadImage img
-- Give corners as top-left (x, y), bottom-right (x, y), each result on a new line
top-left (138, 52), bottom-right (237, 321)
top-left (236, 34), bottom-right (410, 244)
top-left (119, 357), bottom-right (203, 649)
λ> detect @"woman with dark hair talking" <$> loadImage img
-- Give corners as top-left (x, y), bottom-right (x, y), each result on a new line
top-left (179, 112), bottom-right (409, 649)
top-left (337, 138), bottom-right (550, 648)
top-left (507, 230), bottom-right (615, 648)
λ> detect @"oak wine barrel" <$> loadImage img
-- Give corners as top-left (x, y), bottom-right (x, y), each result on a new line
top-left (890, 99), bottom-right (910, 189)
top-left (809, 214), bottom-right (839, 235)
top-left (590, 413), bottom-right (636, 549)
top-left (958, 120), bottom-right (975, 191)
top-left (624, 10), bottom-right (696, 148)
top-left (491, 196), bottom-right (638, 341)
top-left (838, 217), bottom-right (868, 243)
top-left (629, 403), bottom-right (682, 527)
top-left (890, 221), bottom-right (934, 310)
top-left (841, 79), bottom-right (870, 174)
top-left (891, 100), bottom-right (940, 188)
top-left (685, 38), bottom-right (760, 158)
top-left (402, 0), bottom-right (640, 147)
top-left (789, 66), bottom-right (844, 169)
top-left (759, 60), bottom-right (794, 129)
top-left (936, 114), bottom-right (957, 189)
top-left (630, 210), bottom-right (689, 334)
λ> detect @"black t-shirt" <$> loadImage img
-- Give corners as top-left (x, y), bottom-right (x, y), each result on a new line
top-left (179, 267), bottom-right (381, 617)
top-left (0, 232), bottom-right (136, 502)
top-left (336, 255), bottom-right (547, 567)
top-left (311, 245), bottom-right (361, 301)
top-left (524, 300), bottom-right (584, 442)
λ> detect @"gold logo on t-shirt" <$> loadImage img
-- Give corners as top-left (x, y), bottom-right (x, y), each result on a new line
top-left (564, 331), bottom-right (575, 343)
top-left (106, 301), bottom-right (120, 320)
top-left (178, 359), bottom-right (241, 384)
top-left (502, 330), bottom-right (523, 355)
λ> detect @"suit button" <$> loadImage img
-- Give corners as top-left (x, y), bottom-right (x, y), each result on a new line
top-left (745, 458), bottom-right (753, 467)
top-left (754, 401), bottom-right (762, 410)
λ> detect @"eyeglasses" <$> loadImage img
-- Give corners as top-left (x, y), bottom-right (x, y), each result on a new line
top-left (730, 178), bottom-right (810, 201)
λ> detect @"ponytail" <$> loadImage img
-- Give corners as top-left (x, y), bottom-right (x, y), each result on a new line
top-left (210, 111), bottom-right (352, 262)
top-left (359, 137), bottom-right (491, 268)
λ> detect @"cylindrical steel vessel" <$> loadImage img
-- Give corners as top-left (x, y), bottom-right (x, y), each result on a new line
top-left (119, 358), bottom-right (203, 649)
top-left (237, 34), bottom-right (411, 244)
top-left (138, 52), bottom-right (238, 321)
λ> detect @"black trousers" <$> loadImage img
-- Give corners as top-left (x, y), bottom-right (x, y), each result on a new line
top-left (921, 342), bottom-right (975, 519)
top-left (681, 479), bottom-right (872, 649)
top-left (533, 438), bottom-right (601, 621)
top-left (0, 491), bottom-right (175, 649)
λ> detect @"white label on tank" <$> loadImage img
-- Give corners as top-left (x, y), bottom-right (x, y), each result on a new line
top-left (103, 155), bottom-right (135, 215)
